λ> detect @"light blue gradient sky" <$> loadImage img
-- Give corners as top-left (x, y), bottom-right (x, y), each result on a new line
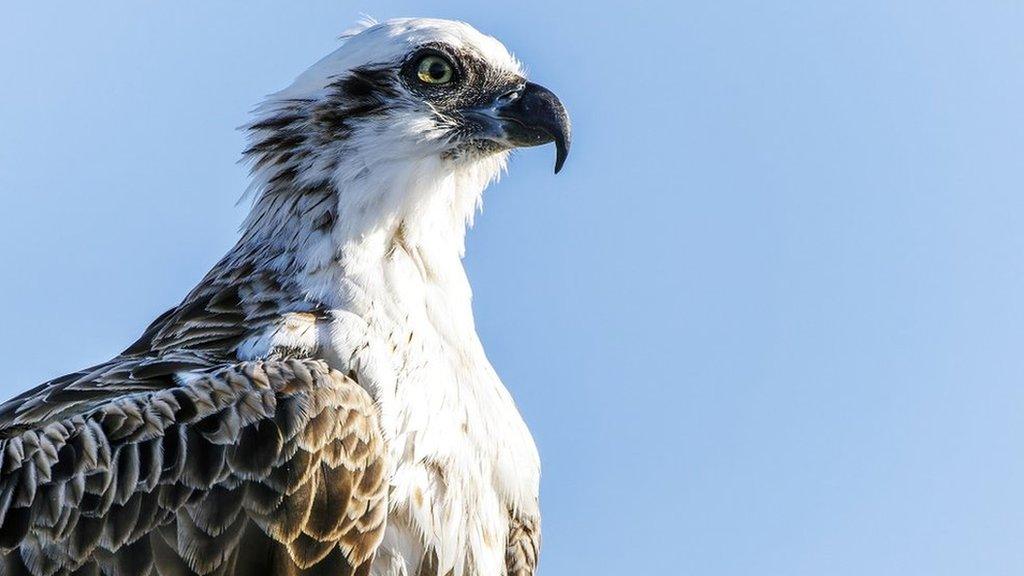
top-left (2, 2), bottom-right (1023, 574)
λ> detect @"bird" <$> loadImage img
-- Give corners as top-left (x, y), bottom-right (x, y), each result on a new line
top-left (0, 17), bottom-right (570, 576)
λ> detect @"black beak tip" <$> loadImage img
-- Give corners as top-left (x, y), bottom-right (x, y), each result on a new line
top-left (547, 94), bottom-right (571, 175)
top-left (553, 137), bottom-right (569, 174)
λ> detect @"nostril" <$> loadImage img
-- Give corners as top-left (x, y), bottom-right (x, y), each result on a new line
top-left (496, 85), bottom-right (526, 105)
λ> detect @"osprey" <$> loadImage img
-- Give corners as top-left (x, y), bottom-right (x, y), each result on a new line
top-left (0, 18), bottom-right (569, 576)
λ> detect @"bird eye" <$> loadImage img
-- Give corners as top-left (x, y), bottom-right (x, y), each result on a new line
top-left (416, 55), bottom-right (455, 85)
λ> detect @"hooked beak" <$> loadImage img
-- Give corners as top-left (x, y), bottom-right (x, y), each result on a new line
top-left (472, 82), bottom-right (572, 174)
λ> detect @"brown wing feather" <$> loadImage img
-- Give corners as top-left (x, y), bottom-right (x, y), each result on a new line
top-left (0, 356), bottom-right (387, 576)
top-left (122, 244), bottom-right (327, 358)
top-left (505, 514), bottom-right (540, 576)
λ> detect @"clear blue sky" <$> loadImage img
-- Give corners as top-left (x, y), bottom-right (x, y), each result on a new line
top-left (1, 2), bottom-right (1022, 574)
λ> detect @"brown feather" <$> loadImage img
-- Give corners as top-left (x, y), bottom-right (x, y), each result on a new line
top-left (0, 357), bottom-right (387, 575)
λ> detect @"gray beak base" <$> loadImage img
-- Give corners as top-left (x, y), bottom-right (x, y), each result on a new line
top-left (497, 82), bottom-right (572, 173)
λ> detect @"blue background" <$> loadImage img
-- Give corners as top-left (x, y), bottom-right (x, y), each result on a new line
top-left (1, 2), bottom-right (1022, 574)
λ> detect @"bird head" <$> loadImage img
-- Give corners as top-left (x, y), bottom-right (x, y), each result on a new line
top-left (245, 18), bottom-right (570, 195)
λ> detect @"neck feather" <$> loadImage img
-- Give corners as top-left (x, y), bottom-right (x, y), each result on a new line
top-left (236, 111), bottom-right (507, 305)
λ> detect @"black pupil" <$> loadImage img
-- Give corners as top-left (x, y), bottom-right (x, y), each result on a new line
top-left (427, 61), bottom-right (448, 80)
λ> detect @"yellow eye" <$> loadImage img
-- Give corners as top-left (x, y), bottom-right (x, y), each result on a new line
top-left (416, 55), bottom-right (454, 85)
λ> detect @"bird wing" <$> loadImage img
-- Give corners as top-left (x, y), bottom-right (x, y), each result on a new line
top-left (505, 514), bottom-right (540, 576)
top-left (0, 355), bottom-right (387, 576)
top-left (122, 253), bottom-right (315, 356)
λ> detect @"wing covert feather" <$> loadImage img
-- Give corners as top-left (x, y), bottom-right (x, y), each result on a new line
top-left (505, 515), bottom-right (540, 576)
top-left (0, 357), bottom-right (387, 576)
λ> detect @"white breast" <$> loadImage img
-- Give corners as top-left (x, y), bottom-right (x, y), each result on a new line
top-left (302, 226), bottom-right (540, 576)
